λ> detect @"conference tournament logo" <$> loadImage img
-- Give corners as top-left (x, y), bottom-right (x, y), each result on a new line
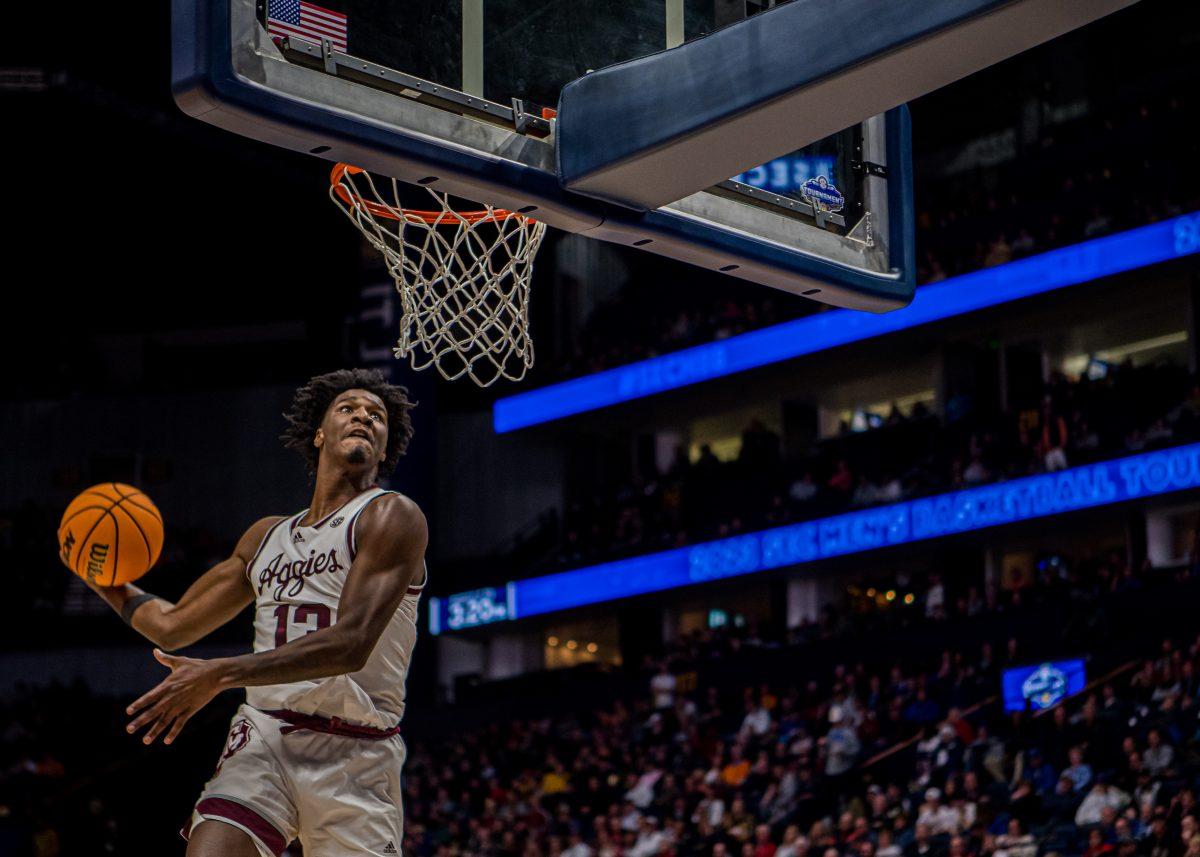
top-left (1021, 663), bottom-right (1069, 710)
top-left (1176, 212), bottom-right (1200, 255)
top-left (800, 175), bottom-right (845, 213)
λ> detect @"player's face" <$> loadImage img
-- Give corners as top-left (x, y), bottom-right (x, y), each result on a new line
top-left (317, 389), bottom-right (388, 470)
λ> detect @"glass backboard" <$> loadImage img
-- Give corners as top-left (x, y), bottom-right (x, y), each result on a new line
top-left (171, 0), bottom-right (1136, 310)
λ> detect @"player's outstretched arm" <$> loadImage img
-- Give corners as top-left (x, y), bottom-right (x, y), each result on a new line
top-left (88, 516), bottom-right (280, 651)
top-left (125, 495), bottom-right (426, 745)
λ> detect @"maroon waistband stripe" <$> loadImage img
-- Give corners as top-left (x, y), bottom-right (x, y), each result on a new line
top-left (264, 708), bottom-right (401, 740)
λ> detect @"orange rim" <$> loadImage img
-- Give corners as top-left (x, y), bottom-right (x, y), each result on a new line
top-left (330, 164), bottom-right (527, 224)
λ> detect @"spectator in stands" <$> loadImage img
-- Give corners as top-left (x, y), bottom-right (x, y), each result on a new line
top-left (789, 471), bottom-right (818, 505)
top-left (995, 818), bottom-right (1038, 857)
top-left (651, 661), bottom-right (677, 711)
top-left (925, 574), bottom-right (946, 620)
top-left (543, 756), bottom-right (571, 795)
top-left (752, 823), bottom-right (777, 857)
top-left (963, 451), bottom-right (991, 485)
top-left (1134, 770), bottom-right (1162, 812)
top-left (904, 689), bottom-right (941, 726)
top-left (1039, 399), bottom-right (1072, 472)
top-left (740, 698), bottom-right (772, 740)
top-left (824, 710), bottom-right (861, 778)
top-left (722, 746), bottom-right (752, 789)
top-left (740, 420), bottom-right (781, 472)
top-left (1026, 748), bottom-right (1059, 795)
top-left (563, 831), bottom-right (594, 857)
top-left (1011, 228), bottom-right (1036, 257)
top-left (1065, 746), bottom-right (1096, 793)
top-left (1084, 828), bottom-right (1117, 857)
top-left (1143, 729), bottom-right (1175, 776)
top-left (906, 823), bottom-right (942, 857)
top-left (1140, 809), bottom-right (1178, 857)
top-left (875, 829), bottom-right (901, 857)
top-left (983, 234), bottom-right (1013, 267)
top-left (629, 815), bottom-right (670, 856)
top-left (1077, 778), bottom-right (1132, 826)
top-left (918, 788), bottom-right (962, 835)
top-left (949, 835), bottom-right (976, 857)
top-left (1045, 774), bottom-right (1083, 824)
top-left (828, 460), bottom-right (854, 497)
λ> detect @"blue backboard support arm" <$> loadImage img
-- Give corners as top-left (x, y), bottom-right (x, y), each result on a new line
top-left (556, 0), bottom-right (1140, 211)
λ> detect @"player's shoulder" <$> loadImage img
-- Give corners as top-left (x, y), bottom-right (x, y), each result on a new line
top-left (361, 490), bottom-right (426, 528)
top-left (247, 514), bottom-right (289, 536)
top-left (357, 491), bottom-right (427, 543)
top-left (235, 514), bottom-right (289, 558)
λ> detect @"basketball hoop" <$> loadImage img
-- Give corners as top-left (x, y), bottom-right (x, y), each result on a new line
top-left (330, 164), bottom-right (546, 387)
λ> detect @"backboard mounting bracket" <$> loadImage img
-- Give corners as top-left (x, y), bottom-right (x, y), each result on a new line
top-left (845, 212), bottom-right (875, 248)
top-left (278, 35), bottom-right (554, 138)
top-left (851, 160), bottom-right (889, 179)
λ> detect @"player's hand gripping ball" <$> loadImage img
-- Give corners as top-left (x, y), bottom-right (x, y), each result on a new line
top-left (58, 483), bottom-right (164, 586)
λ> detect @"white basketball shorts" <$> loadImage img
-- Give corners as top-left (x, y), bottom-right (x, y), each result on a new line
top-left (181, 704), bottom-right (406, 857)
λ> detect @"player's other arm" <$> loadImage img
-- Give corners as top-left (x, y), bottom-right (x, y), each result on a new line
top-left (220, 493), bottom-right (427, 684)
top-left (88, 516), bottom-right (279, 651)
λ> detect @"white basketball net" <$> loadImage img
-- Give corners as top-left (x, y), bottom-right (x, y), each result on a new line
top-left (330, 165), bottom-right (547, 386)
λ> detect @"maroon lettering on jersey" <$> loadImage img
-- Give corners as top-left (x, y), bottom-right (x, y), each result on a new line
top-left (272, 602), bottom-right (333, 648)
top-left (257, 547), bottom-right (345, 600)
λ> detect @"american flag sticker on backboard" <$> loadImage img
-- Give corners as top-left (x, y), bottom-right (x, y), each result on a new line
top-left (267, 0), bottom-right (348, 52)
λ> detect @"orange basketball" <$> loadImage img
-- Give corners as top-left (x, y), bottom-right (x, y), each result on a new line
top-left (57, 483), bottom-right (164, 586)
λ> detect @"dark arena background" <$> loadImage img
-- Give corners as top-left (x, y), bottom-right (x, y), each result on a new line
top-left (5, 1), bottom-right (1200, 855)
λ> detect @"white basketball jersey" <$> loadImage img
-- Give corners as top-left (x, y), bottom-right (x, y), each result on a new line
top-left (243, 487), bottom-right (424, 729)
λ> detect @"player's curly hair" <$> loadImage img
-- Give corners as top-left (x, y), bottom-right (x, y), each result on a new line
top-left (281, 369), bottom-right (415, 479)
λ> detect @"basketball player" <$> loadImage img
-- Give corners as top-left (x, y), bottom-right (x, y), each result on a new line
top-left (81, 368), bottom-right (426, 857)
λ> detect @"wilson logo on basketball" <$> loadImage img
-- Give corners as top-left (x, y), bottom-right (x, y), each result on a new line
top-left (258, 548), bottom-right (345, 600)
top-left (86, 543), bottom-right (110, 581)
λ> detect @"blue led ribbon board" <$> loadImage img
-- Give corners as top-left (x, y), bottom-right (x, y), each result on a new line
top-left (494, 211), bottom-right (1200, 432)
top-left (431, 443), bottom-right (1200, 633)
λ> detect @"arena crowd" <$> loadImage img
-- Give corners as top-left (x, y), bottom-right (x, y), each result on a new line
top-left (516, 362), bottom-right (1198, 575)
top-left (398, 562), bottom-right (1200, 857)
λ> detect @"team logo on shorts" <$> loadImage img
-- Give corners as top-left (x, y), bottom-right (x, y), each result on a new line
top-left (216, 718), bottom-right (253, 771)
